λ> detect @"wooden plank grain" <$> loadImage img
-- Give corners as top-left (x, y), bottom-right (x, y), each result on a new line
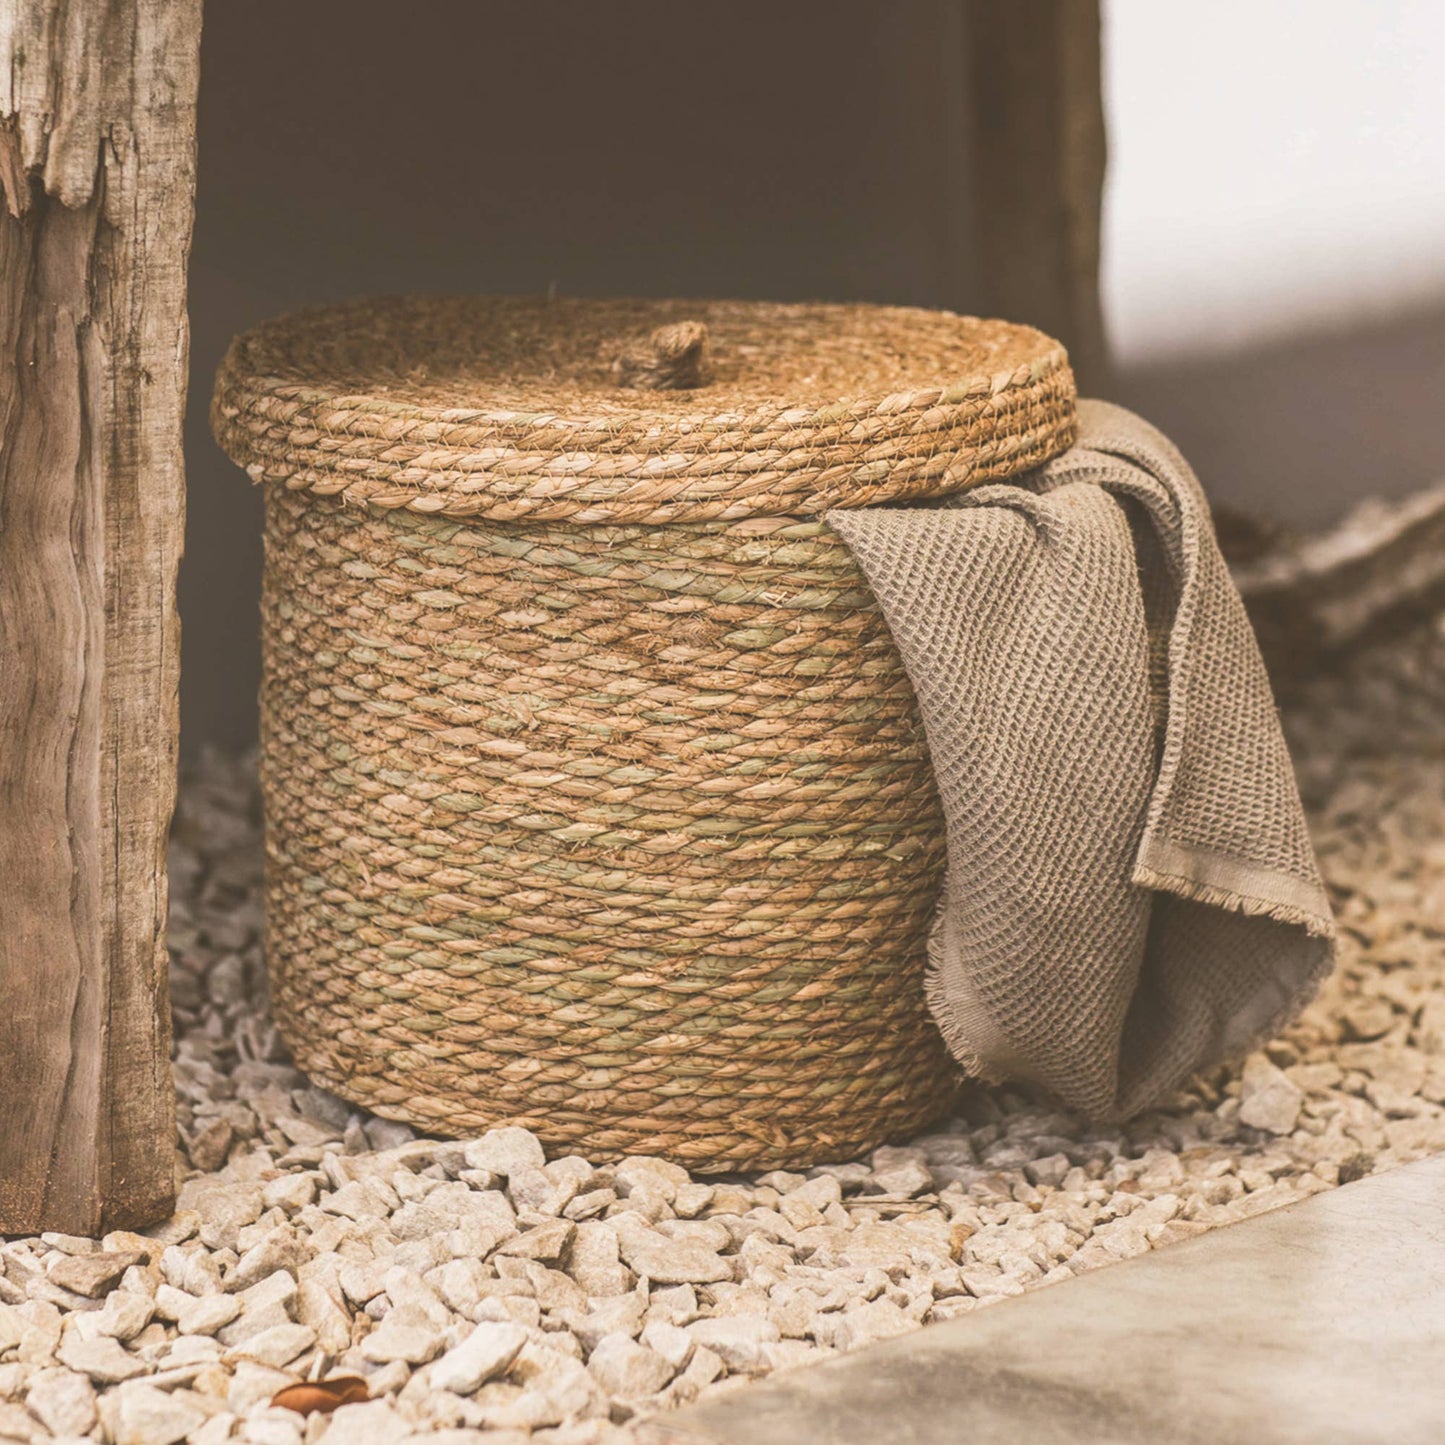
top-left (0, 0), bottom-right (200, 1234)
top-left (0, 179), bottom-right (107, 1234)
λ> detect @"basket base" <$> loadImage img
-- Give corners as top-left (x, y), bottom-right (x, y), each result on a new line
top-left (278, 1020), bottom-right (963, 1175)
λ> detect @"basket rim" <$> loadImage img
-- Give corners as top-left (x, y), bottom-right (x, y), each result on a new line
top-left (212, 294), bottom-right (1077, 525)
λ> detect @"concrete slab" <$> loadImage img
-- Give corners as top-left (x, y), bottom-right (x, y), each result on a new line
top-left (644, 1154), bottom-right (1445, 1445)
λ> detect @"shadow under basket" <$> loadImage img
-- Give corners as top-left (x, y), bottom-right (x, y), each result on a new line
top-left (211, 295), bottom-right (1077, 1171)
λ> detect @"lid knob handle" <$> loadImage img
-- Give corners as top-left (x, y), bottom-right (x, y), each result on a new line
top-left (612, 320), bottom-right (710, 391)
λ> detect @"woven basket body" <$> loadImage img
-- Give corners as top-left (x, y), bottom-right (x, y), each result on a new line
top-left (214, 296), bottom-right (1077, 1170)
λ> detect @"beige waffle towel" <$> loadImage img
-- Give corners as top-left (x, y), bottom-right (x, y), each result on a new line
top-left (828, 401), bottom-right (1335, 1119)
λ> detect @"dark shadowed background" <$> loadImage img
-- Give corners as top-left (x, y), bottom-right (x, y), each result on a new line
top-left (184, 1), bottom-right (1445, 752)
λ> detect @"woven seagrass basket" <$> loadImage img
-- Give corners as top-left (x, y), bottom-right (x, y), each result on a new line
top-left (212, 296), bottom-right (1076, 1170)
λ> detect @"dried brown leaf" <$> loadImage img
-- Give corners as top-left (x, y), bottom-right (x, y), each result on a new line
top-left (270, 1376), bottom-right (370, 1416)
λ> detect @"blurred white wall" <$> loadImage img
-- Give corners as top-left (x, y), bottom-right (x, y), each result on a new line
top-left (1103, 0), bottom-right (1445, 362)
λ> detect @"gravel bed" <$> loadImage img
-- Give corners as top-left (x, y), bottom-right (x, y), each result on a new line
top-left (3, 620), bottom-right (1445, 1445)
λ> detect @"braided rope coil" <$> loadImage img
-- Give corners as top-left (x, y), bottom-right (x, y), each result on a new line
top-left (214, 295), bottom-right (1076, 524)
top-left (218, 296), bottom-right (1077, 1169)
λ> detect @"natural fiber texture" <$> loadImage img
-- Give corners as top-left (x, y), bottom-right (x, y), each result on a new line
top-left (212, 294), bottom-right (1076, 525)
top-left (828, 401), bottom-right (1337, 1120)
top-left (215, 296), bottom-right (1078, 1170)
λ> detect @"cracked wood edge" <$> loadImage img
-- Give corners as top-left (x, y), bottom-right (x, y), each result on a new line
top-left (0, 0), bottom-right (201, 1234)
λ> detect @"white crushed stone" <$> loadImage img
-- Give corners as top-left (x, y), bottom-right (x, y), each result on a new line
top-left (2, 616), bottom-right (1445, 1444)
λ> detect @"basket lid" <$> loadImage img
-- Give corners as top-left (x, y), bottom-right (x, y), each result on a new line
top-left (212, 295), bottom-right (1075, 525)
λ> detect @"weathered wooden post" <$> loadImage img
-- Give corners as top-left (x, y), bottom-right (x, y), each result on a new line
top-left (967, 0), bottom-right (1110, 392)
top-left (0, 0), bottom-right (201, 1234)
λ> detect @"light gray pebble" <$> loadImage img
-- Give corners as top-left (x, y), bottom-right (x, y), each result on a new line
top-left (156, 1285), bottom-right (240, 1338)
top-left (240, 1405), bottom-right (305, 1445)
top-left (55, 1334), bottom-right (147, 1384)
top-left (1239, 1055), bottom-right (1306, 1134)
top-left (98, 1380), bottom-right (208, 1445)
top-left (221, 1320), bottom-right (315, 1369)
top-left (319, 1399), bottom-right (413, 1445)
top-left (612, 1218), bottom-right (731, 1286)
top-left (427, 1320), bottom-right (527, 1394)
top-left (462, 1128), bottom-right (545, 1179)
top-left (685, 1315), bottom-right (781, 1374)
top-left (91, 1289), bottom-right (155, 1342)
top-left (639, 1319), bottom-right (694, 1369)
top-left (587, 1331), bottom-right (675, 1399)
top-left (24, 1367), bottom-right (98, 1437)
top-left (360, 1304), bottom-right (443, 1365)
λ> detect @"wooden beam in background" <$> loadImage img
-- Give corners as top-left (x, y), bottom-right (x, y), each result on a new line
top-left (967, 0), bottom-right (1110, 392)
top-left (0, 0), bottom-right (201, 1234)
